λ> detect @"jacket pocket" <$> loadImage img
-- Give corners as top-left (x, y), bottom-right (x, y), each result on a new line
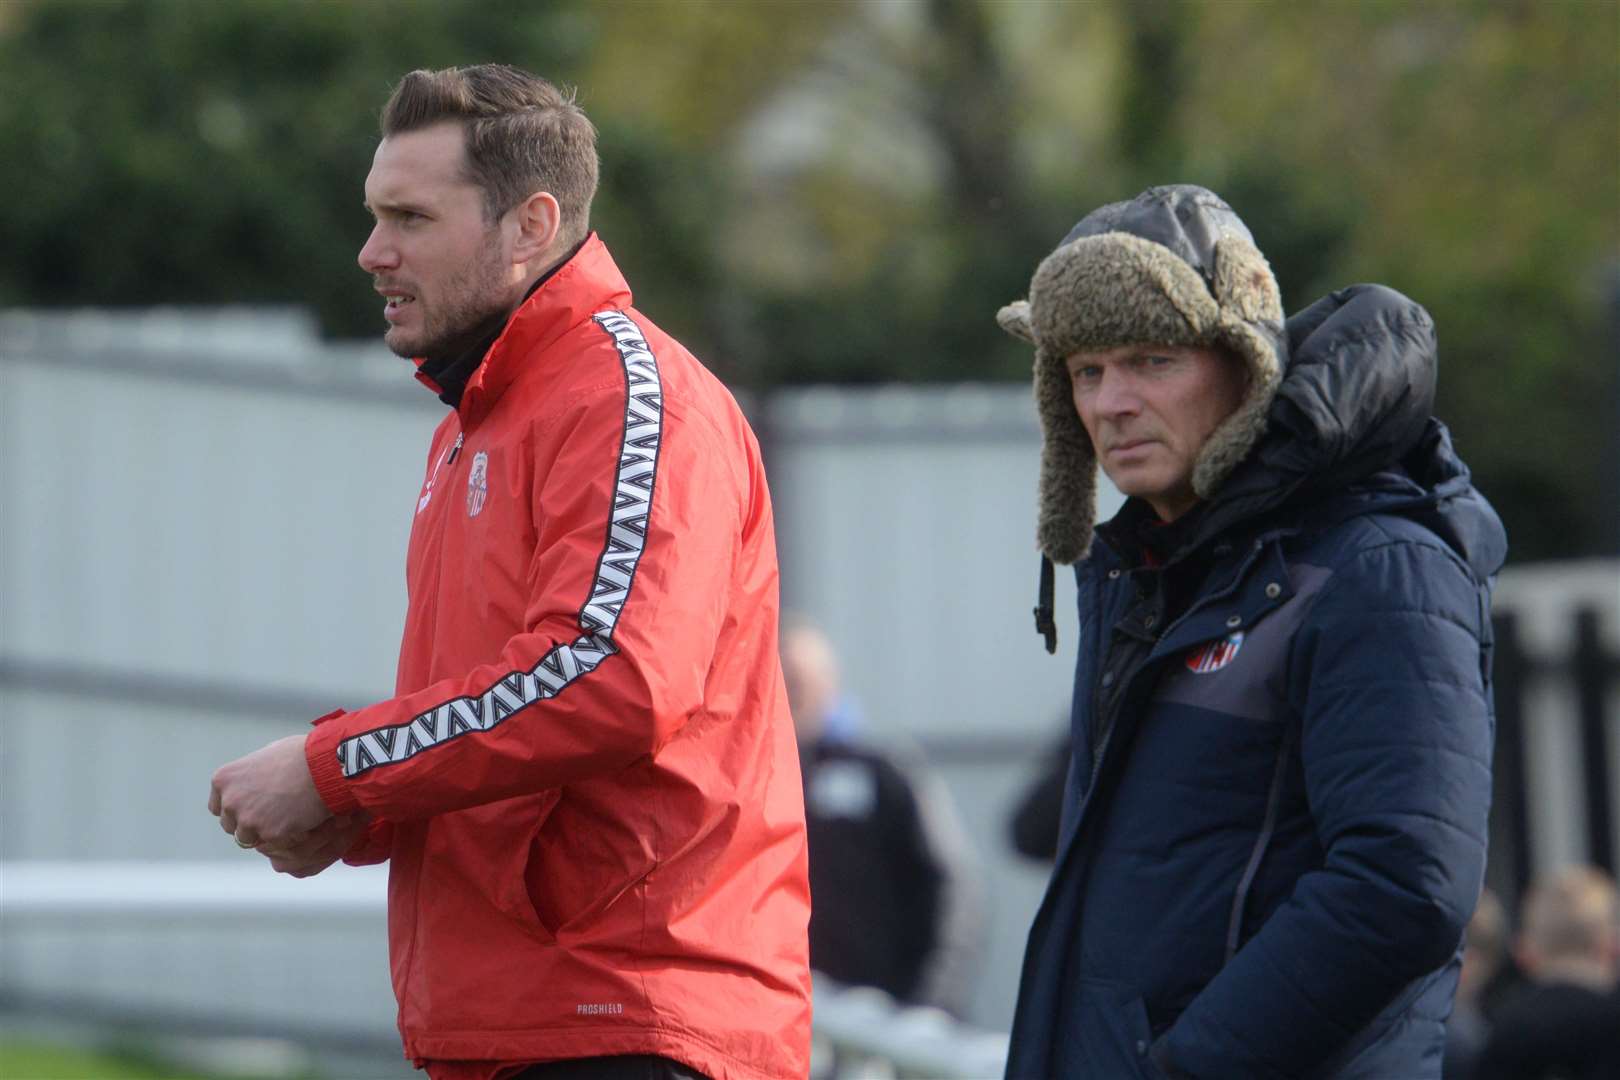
top-left (523, 788), bottom-right (654, 939)
top-left (1058, 978), bottom-right (1161, 1079)
top-left (460, 789), bottom-right (559, 939)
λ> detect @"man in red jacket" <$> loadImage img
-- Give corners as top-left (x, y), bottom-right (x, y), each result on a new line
top-left (207, 64), bottom-right (812, 1080)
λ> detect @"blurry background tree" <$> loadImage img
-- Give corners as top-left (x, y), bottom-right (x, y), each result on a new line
top-left (0, 0), bottom-right (1614, 561)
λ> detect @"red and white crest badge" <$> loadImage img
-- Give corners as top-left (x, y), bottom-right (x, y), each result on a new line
top-left (1185, 631), bottom-right (1245, 674)
top-left (466, 450), bottom-right (489, 517)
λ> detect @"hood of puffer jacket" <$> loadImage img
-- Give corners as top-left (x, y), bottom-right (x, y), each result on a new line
top-left (998, 184), bottom-right (1287, 565)
top-left (1183, 283), bottom-right (1507, 583)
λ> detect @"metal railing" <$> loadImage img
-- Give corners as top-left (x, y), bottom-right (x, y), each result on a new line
top-left (1, 861), bottom-right (1008, 1079)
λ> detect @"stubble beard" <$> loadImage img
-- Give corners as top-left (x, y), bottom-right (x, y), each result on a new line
top-left (384, 233), bottom-right (512, 363)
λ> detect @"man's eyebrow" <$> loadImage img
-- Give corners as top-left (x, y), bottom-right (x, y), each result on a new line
top-left (364, 198), bottom-right (432, 217)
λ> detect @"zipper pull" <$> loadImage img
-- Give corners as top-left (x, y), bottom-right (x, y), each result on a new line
top-left (447, 431), bottom-right (465, 465)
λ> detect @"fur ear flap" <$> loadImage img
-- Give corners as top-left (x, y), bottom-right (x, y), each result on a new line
top-left (997, 300), bottom-right (1036, 344)
top-left (1211, 235), bottom-right (1282, 323)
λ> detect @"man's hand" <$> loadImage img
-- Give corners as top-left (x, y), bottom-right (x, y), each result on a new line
top-left (209, 733), bottom-right (332, 847)
top-left (257, 813), bottom-right (372, 878)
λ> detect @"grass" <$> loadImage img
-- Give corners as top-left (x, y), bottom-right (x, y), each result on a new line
top-left (0, 1039), bottom-right (206, 1080)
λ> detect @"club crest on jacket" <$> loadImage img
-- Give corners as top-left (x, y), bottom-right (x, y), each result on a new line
top-left (467, 451), bottom-right (489, 518)
top-left (1185, 631), bottom-right (1245, 674)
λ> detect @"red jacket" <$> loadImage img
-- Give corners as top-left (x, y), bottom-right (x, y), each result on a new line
top-left (304, 235), bottom-right (812, 1080)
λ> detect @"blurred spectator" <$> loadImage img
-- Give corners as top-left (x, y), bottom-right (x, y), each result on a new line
top-left (781, 616), bottom-right (984, 1016)
top-left (1007, 731), bottom-right (1069, 861)
top-left (1444, 887), bottom-right (1507, 1080)
top-left (1477, 865), bottom-right (1620, 1080)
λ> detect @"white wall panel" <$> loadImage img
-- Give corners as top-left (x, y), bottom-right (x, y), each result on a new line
top-left (769, 384), bottom-right (1124, 742)
top-left (0, 687), bottom-right (300, 860)
top-left (2, 345), bottom-right (440, 707)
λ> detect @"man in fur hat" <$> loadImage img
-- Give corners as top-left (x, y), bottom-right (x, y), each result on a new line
top-left (997, 185), bottom-right (1506, 1078)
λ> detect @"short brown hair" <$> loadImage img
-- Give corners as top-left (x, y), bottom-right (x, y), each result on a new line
top-left (1521, 864), bottom-right (1620, 961)
top-left (381, 64), bottom-right (599, 246)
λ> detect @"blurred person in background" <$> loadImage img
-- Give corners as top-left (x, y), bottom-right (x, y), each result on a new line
top-left (1006, 727), bottom-right (1069, 862)
top-left (995, 185), bottom-right (1506, 1078)
top-left (207, 64), bottom-right (810, 1080)
top-left (1443, 887), bottom-right (1507, 1080)
top-left (1478, 865), bottom-right (1620, 1080)
top-left (780, 616), bottom-right (984, 1018)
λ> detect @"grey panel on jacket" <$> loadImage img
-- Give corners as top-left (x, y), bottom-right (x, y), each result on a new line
top-left (1151, 563), bottom-right (1335, 721)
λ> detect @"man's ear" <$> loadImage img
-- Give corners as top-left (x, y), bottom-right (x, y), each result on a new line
top-left (511, 190), bottom-right (562, 266)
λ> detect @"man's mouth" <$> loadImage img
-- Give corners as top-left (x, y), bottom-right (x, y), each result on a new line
top-left (381, 290), bottom-right (418, 324)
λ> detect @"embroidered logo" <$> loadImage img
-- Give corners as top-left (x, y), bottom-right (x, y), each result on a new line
top-left (1185, 631), bottom-right (1245, 674)
top-left (466, 451), bottom-right (489, 517)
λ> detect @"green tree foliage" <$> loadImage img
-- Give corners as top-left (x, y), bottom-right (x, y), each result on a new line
top-left (0, 0), bottom-right (601, 337)
top-left (1175, 0), bottom-right (1620, 561)
top-left (0, 0), bottom-right (1614, 558)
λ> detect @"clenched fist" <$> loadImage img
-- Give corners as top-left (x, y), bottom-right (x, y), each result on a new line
top-left (257, 813), bottom-right (373, 877)
top-left (209, 733), bottom-right (332, 847)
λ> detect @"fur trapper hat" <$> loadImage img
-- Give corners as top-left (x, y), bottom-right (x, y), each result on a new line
top-left (998, 185), bottom-right (1286, 564)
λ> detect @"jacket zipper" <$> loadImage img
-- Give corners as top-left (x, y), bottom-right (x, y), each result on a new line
top-left (1082, 540), bottom-right (1267, 812)
top-left (1086, 580), bottom-right (1124, 797)
top-left (399, 430), bottom-right (462, 1026)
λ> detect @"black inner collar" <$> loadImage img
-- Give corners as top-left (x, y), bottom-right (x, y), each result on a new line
top-left (415, 237), bottom-right (587, 409)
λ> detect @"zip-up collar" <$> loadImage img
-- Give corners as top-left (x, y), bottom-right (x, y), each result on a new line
top-left (410, 233), bottom-right (620, 421)
top-left (414, 279), bottom-right (543, 411)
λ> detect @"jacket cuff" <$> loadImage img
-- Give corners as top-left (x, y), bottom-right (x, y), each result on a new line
top-left (341, 818), bottom-right (394, 866)
top-left (304, 716), bottom-right (361, 817)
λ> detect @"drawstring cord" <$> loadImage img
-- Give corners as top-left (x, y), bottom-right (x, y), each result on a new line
top-left (1034, 555), bottom-right (1057, 654)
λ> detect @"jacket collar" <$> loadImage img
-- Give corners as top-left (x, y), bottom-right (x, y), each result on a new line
top-left (410, 232), bottom-right (633, 425)
top-left (1095, 498), bottom-right (1216, 569)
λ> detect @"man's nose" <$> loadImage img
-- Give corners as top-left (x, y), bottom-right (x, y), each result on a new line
top-left (357, 224), bottom-right (396, 274)
top-left (1093, 369), bottom-right (1142, 417)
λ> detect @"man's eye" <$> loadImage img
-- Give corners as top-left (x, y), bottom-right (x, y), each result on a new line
top-left (1072, 366), bottom-right (1101, 382)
